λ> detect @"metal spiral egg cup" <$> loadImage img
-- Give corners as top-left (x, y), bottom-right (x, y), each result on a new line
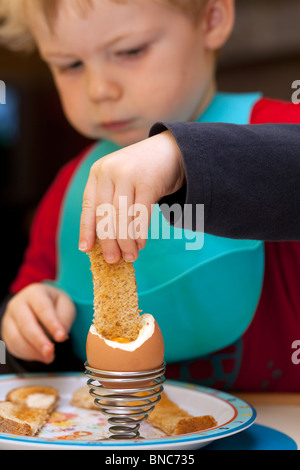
top-left (85, 361), bottom-right (166, 440)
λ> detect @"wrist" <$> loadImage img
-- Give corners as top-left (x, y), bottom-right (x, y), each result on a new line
top-left (157, 130), bottom-right (186, 196)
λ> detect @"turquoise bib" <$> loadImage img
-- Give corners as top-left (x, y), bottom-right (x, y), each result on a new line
top-left (53, 92), bottom-right (264, 363)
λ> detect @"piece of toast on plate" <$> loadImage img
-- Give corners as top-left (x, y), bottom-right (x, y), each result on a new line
top-left (71, 385), bottom-right (98, 410)
top-left (0, 401), bottom-right (49, 436)
top-left (147, 392), bottom-right (218, 435)
top-left (71, 385), bottom-right (148, 410)
top-left (6, 385), bottom-right (59, 413)
top-left (0, 385), bottom-right (59, 436)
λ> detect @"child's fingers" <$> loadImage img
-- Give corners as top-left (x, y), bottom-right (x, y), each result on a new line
top-left (113, 185), bottom-right (139, 262)
top-left (79, 172), bottom-right (97, 252)
top-left (5, 306), bottom-right (55, 363)
top-left (97, 232), bottom-right (122, 264)
top-left (132, 190), bottom-right (154, 251)
top-left (54, 289), bottom-right (76, 333)
top-left (96, 184), bottom-right (153, 263)
top-left (16, 302), bottom-right (55, 354)
top-left (96, 196), bottom-right (119, 261)
top-left (26, 287), bottom-right (68, 343)
top-left (95, 175), bottom-right (123, 263)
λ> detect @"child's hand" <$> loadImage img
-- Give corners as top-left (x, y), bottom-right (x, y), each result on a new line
top-left (1, 283), bottom-right (76, 364)
top-left (79, 131), bottom-right (186, 263)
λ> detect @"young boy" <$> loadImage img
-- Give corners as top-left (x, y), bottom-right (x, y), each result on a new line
top-left (1, 0), bottom-right (300, 391)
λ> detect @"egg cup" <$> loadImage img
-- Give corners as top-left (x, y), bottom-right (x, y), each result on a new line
top-left (84, 361), bottom-right (166, 440)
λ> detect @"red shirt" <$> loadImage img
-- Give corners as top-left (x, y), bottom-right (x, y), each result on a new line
top-left (10, 98), bottom-right (300, 392)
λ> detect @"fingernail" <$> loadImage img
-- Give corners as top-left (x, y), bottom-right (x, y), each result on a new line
top-left (124, 253), bottom-right (135, 262)
top-left (79, 240), bottom-right (88, 251)
top-left (105, 253), bottom-right (115, 263)
top-left (55, 329), bottom-right (67, 342)
top-left (42, 344), bottom-right (52, 357)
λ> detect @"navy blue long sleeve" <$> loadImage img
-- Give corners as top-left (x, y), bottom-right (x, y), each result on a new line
top-left (150, 122), bottom-right (300, 241)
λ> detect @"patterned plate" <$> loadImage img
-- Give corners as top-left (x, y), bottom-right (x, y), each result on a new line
top-left (0, 372), bottom-right (256, 450)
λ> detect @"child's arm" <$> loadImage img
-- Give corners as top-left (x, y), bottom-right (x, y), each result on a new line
top-left (1, 153), bottom-right (88, 365)
top-left (1, 283), bottom-right (75, 364)
top-left (79, 122), bottom-right (300, 264)
top-left (153, 122), bottom-right (300, 241)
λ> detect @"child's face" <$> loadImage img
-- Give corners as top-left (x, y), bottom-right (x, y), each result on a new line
top-left (28, 0), bottom-right (216, 146)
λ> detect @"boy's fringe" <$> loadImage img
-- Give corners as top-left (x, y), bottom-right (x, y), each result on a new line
top-left (0, 0), bottom-right (208, 53)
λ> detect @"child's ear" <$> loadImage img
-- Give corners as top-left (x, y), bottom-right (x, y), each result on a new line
top-left (202, 0), bottom-right (235, 51)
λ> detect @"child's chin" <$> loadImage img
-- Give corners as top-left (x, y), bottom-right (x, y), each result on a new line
top-left (111, 131), bottom-right (148, 147)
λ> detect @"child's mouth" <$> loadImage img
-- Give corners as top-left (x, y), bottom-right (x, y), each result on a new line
top-left (100, 120), bottom-right (133, 132)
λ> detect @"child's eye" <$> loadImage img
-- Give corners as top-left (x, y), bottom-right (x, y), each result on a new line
top-left (57, 61), bottom-right (83, 73)
top-left (66, 61), bottom-right (83, 70)
top-left (116, 44), bottom-right (148, 60)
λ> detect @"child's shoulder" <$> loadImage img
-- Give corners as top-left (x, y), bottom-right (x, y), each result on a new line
top-left (250, 96), bottom-right (300, 124)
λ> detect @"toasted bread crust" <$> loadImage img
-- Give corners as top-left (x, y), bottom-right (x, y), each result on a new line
top-left (6, 386), bottom-right (58, 400)
top-left (0, 415), bottom-right (32, 436)
top-left (0, 402), bottom-right (49, 436)
top-left (147, 392), bottom-right (218, 435)
top-left (175, 415), bottom-right (218, 434)
top-left (88, 238), bottom-right (141, 341)
top-left (0, 385), bottom-right (59, 436)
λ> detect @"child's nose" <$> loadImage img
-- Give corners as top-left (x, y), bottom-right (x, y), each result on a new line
top-left (86, 69), bottom-right (122, 103)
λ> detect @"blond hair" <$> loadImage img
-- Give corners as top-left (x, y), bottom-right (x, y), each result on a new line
top-left (0, 0), bottom-right (208, 53)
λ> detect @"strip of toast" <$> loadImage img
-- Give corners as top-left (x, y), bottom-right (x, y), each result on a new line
top-left (71, 385), bottom-right (148, 410)
top-left (6, 386), bottom-right (59, 413)
top-left (0, 385), bottom-right (59, 436)
top-left (147, 392), bottom-right (218, 435)
top-left (0, 401), bottom-right (49, 436)
top-left (88, 238), bottom-right (141, 341)
top-left (71, 386), bottom-right (99, 410)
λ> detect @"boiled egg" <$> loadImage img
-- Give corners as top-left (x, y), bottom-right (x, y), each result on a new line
top-left (86, 313), bottom-right (164, 373)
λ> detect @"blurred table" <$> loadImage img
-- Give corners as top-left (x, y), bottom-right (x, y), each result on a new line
top-left (235, 393), bottom-right (300, 449)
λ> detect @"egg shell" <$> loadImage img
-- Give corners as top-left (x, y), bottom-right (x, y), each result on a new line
top-left (86, 315), bottom-right (164, 373)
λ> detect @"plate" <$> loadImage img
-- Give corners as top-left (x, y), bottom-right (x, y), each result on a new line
top-left (0, 372), bottom-right (256, 450)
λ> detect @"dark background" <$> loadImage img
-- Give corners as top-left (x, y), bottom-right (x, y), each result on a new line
top-left (0, 0), bottom-right (300, 301)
